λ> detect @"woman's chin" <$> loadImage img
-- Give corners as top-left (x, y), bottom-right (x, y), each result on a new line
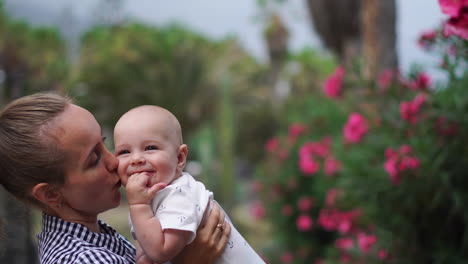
top-left (111, 190), bottom-right (122, 207)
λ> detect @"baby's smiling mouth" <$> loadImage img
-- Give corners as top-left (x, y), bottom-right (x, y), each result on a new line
top-left (129, 170), bottom-right (155, 177)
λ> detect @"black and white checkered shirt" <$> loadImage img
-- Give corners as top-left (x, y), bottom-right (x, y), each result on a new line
top-left (37, 213), bottom-right (136, 264)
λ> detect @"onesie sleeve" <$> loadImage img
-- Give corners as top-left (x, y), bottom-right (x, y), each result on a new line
top-left (154, 186), bottom-right (204, 244)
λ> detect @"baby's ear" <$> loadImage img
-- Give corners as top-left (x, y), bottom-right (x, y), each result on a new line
top-left (176, 144), bottom-right (188, 171)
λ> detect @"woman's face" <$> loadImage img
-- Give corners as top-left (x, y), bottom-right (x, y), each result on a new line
top-left (54, 104), bottom-right (121, 218)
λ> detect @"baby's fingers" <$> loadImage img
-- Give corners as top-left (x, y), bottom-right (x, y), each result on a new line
top-left (127, 172), bottom-right (149, 186)
top-left (148, 183), bottom-right (167, 197)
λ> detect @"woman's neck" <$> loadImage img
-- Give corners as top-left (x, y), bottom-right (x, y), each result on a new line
top-left (46, 207), bottom-right (100, 233)
top-left (63, 217), bottom-right (100, 232)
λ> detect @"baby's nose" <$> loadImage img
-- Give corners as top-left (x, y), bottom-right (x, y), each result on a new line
top-left (130, 154), bottom-right (145, 165)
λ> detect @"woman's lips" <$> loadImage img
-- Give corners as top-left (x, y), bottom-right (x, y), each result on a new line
top-left (114, 180), bottom-right (122, 188)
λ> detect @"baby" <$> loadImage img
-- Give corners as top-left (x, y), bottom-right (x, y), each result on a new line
top-left (113, 105), bottom-right (265, 264)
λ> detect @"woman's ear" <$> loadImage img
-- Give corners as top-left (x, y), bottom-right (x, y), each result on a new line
top-left (31, 183), bottom-right (62, 209)
top-left (176, 144), bottom-right (188, 172)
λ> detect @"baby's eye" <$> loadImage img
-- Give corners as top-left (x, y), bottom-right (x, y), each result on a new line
top-left (145, 145), bottom-right (158, 151)
top-left (116, 149), bottom-right (130, 156)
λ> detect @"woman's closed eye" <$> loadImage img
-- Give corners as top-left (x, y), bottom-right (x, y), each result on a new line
top-left (87, 137), bottom-right (106, 167)
top-left (88, 149), bottom-right (101, 167)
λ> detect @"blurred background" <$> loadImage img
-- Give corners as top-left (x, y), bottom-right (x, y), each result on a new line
top-left (2, 0), bottom-right (468, 263)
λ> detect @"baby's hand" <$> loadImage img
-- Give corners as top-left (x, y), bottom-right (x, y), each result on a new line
top-left (126, 172), bottom-right (167, 205)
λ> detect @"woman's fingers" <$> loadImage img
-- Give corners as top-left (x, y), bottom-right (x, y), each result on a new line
top-left (216, 220), bottom-right (231, 252)
top-left (204, 203), bottom-right (222, 232)
top-left (207, 203), bottom-right (230, 255)
top-left (173, 204), bottom-right (227, 264)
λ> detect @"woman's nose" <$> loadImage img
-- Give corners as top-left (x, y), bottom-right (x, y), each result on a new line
top-left (103, 147), bottom-right (119, 172)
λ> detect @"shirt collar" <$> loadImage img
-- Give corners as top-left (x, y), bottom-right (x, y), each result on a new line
top-left (41, 213), bottom-right (128, 254)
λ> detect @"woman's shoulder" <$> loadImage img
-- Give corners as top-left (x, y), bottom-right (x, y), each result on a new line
top-left (39, 235), bottom-right (136, 264)
top-left (38, 214), bottom-right (135, 264)
top-left (69, 249), bottom-right (135, 264)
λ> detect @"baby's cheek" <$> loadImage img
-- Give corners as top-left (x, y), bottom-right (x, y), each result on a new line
top-left (116, 160), bottom-right (125, 175)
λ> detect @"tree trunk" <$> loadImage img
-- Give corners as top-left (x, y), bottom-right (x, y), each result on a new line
top-left (0, 45), bottom-right (38, 263)
top-left (362, 0), bottom-right (398, 80)
top-left (306, 0), bottom-right (362, 67)
top-left (306, 0), bottom-right (398, 76)
top-left (0, 191), bottom-right (37, 263)
top-left (264, 14), bottom-right (289, 104)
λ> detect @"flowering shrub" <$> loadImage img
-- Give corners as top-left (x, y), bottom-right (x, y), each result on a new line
top-left (254, 1), bottom-right (468, 263)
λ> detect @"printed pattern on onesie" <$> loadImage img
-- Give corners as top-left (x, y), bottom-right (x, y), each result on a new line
top-left (151, 172), bottom-right (212, 244)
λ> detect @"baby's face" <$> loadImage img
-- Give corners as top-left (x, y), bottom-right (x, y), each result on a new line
top-left (113, 107), bottom-right (182, 187)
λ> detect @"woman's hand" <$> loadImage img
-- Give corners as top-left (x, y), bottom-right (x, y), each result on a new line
top-left (172, 203), bottom-right (231, 264)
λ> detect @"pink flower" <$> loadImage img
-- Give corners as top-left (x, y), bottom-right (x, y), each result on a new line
top-left (343, 113), bottom-right (369, 143)
top-left (297, 196), bottom-right (314, 212)
top-left (325, 156), bottom-right (341, 176)
top-left (384, 157), bottom-right (400, 185)
top-left (265, 137), bottom-right (279, 152)
top-left (318, 208), bottom-right (360, 233)
top-left (400, 93), bottom-right (427, 124)
top-left (410, 72), bottom-right (431, 90)
top-left (444, 9), bottom-right (468, 39)
top-left (280, 252), bottom-right (294, 264)
top-left (299, 155), bottom-right (320, 175)
top-left (399, 144), bottom-right (412, 154)
top-left (439, 0), bottom-right (468, 17)
top-left (250, 201), bottom-right (266, 220)
top-left (288, 123), bottom-right (308, 142)
top-left (418, 30), bottom-right (438, 50)
top-left (296, 214), bottom-right (313, 231)
top-left (323, 66), bottom-right (345, 98)
top-left (335, 237), bottom-right (354, 250)
top-left (337, 219), bottom-right (353, 234)
top-left (385, 148), bottom-right (397, 159)
top-left (384, 145), bottom-right (420, 185)
top-left (399, 156), bottom-right (420, 170)
top-left (318, 209), bottom-right (337, 231)
top-left (281, 204), bottom-right (294, 216)
top-left (299, 138), bottom-right (331, 159)
top-left (377, 249), bottom-right (388, 260)
top-left (357, 233), bottom-right (377, 253)
top-left (377, 69), bottom-right (395, 91)
top-left (337, 209), bottom-right (361, 234)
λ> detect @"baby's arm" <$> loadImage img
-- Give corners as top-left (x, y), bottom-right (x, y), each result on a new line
top-left (126, 173), bottom-right (192, 263)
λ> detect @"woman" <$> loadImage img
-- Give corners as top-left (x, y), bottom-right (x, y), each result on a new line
top-left (0, 92), bottom-right (230, 264)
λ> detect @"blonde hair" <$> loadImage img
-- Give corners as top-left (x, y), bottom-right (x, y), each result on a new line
top-left (0, 92), bottom-right (72, 209)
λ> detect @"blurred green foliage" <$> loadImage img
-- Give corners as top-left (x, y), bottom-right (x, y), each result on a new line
top-left (73, 23), bottom-right (220, 134)
top-left (0, 2), bottom-right (68, 102)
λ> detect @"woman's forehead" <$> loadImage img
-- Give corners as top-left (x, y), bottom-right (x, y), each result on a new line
top-left (54, 105), bottom-right (101, 158)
